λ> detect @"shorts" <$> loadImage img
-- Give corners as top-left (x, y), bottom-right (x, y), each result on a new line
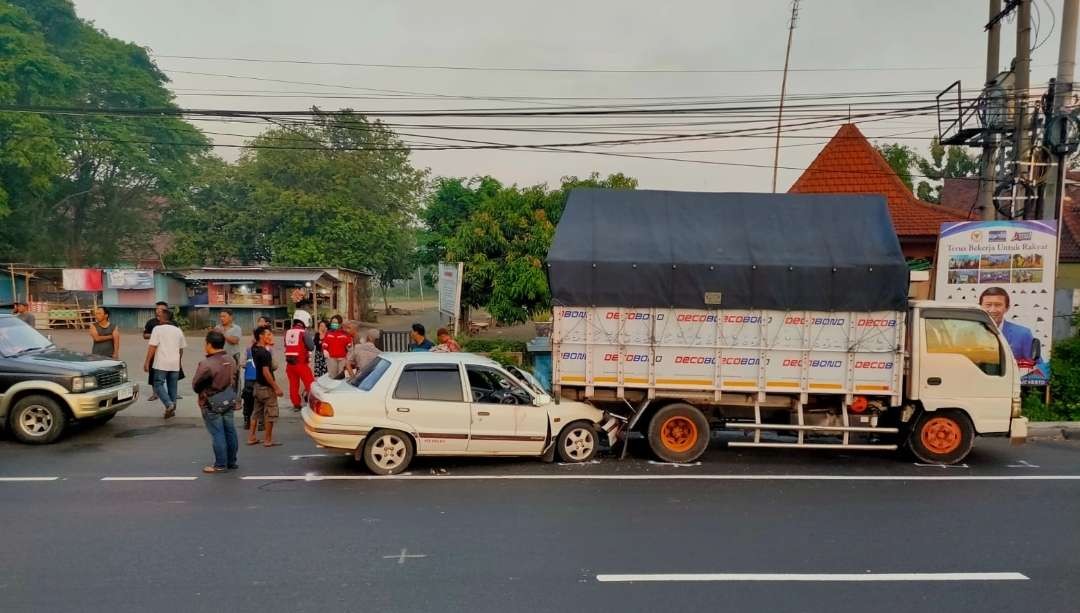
top-left (252, 384), bottom-right (280, 424)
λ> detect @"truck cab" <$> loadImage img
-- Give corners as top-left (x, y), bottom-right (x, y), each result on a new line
top-left (904, 301), bottom-right (1026, 463)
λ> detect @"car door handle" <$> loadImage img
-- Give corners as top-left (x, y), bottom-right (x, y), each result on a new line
top-left (396, 407), bottom-right (410, 413)
top-left (477, 411), bottom-right (490, 416)
top-left (927, 377), bottom-right (942, 386)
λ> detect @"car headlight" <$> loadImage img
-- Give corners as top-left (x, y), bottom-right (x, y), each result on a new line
top-left (119, 366), bottom-right (128, 383)
top-left (71, 376), bottom-right (98, 393)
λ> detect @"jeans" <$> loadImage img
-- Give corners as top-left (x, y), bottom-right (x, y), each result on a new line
top-left (152, 370), bottom-right (180, 409)
top-left (202, 408), bottom-right (238, 469)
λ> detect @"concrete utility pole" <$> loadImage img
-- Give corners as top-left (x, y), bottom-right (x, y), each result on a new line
top-left (979, 0), bottom-right (1003, 220)
top-left (1013, 0), bottom-right (1033, 218)
top-left (1041, 0), bottom-right (1079, 221)
top-left (770, 0), bottom-right (800, 194)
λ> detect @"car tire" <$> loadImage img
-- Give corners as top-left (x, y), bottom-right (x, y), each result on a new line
top-left (647, 403), bottom-right (709, 463)
top-left (557, 421), bottom-right (599, 463)
top-left (908, 410), bottom-right (974, 465)
top-left (362, 429), bottom-right (415, 475)
top-left (9, 394), bottom-right (67, 445)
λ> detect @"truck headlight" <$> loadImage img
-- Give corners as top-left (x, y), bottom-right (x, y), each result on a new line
top-left (71, 376), bottom-right (98, 393)
top-left (1011, 396), bottom-right (1022, 418)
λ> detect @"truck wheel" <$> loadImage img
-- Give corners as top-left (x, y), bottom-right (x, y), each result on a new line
top-left (557, 421), bottom-right (598, 463)
top-left (362, 429), bottom-right (414, 475)
top-left (648, 404), bottom-right (709, 463)
top-left (909, 410), bottom-right (974, 465)
top-left (9, 395), bottom-right (67, 445)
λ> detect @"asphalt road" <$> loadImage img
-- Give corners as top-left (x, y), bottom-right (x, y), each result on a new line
top-left (2, 417), bottom-right (1079, 613)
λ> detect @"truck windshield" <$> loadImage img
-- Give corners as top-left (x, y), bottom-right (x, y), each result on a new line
top-left (0, 318), bottom-right (53, 357)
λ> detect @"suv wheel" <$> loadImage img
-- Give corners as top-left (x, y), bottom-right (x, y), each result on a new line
top-left (9, 395), bottom-right (67, 444)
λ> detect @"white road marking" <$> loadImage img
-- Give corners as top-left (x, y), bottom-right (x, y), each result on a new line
top-left (240, 474), bottom-right (1080, 482)
top-left (914, 463), bottom-right (969, 469)
top-left (595, 572), bottom-right (1030, 583)
top-left (0, 477), bottom-right (59, 482)
top-left (1008, 460), bottom-right (1040, 468)
top-left (290, 454), bottom-right (331, 461)
top-left (647, 460), bottom-right (702, 468)
top-left (100, 476), bottom-right (199, 481)
top-left (383, 548), bottom-right (426, 564)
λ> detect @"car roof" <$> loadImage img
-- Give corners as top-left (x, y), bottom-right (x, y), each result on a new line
top-left (379, 351), bottom-right (503, 368)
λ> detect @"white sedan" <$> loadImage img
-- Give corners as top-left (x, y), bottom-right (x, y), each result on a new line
top-left (301, 352), bottom-right (621, 475)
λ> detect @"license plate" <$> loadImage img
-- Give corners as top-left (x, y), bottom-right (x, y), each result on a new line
top-left (116, 385), bottom-right (134, 401)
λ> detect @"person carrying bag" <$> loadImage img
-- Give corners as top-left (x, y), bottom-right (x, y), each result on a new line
top-left (192, 331), bottom-right (240, 473)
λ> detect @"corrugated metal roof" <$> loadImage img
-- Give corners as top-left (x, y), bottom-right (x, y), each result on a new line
top-left (183, 270), bottom-right (335, 283)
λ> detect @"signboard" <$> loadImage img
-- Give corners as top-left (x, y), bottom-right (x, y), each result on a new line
top-left (61, 269), bottom-right (103, 292)
top-left (935, 221), bottom-right (1058, 385)
top-left (438, 262), bottom-right (464, 320)
top-left (105, 269), bottom-right (154, 290)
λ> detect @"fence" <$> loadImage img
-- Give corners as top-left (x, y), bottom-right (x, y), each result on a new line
top-left (378, 330), bottom-right (411, 352)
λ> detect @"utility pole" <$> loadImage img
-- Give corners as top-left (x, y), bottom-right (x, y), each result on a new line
top-left (770, 0), bottom-right (800, 193)
top-left (1013, 0), bottom-right (1033, 218)
top-left (1040, 0), bottom-right (1079, 221)
top-left (978, 0), bottom-right (1003, 220)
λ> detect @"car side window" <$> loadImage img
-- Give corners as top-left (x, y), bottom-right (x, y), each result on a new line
top-left (466, 365), bottom-right (532, 405)
top-left (924, 317), bottom-right (1004, 376)
top-left (394, 365), bottom-right (463, 402)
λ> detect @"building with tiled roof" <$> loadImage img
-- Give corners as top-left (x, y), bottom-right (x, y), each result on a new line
top-left (788, 123), bottom-right (969, 259)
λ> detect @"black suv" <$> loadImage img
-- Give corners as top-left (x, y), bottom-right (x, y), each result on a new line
top-left (0, 314), bottom-right (137, 443)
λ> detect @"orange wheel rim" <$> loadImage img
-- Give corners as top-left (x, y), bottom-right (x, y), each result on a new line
top-left (921, 417), bottom-right (962, 455)
top-left (660, 416), bottom-right (698, 453)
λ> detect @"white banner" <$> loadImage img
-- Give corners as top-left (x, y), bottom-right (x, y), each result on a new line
top-left (934, 221), bottom-right (1058, 385)
top-left (438, 262), bottom-right (463, 320)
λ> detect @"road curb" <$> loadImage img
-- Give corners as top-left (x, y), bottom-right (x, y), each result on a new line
top-left (1028, 422), bottom-right (1080, 440)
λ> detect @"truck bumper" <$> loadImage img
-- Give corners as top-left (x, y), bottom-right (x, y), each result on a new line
top-left (600, 413), bottom-right (624, 445)
top-left (67, 383), bottom-right (138, 419)
top-left (1009, 417), bottom-right (1028, 446)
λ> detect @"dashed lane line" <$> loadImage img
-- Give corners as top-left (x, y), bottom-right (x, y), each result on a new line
top-left (100, 476), bottom-right (199, 481)
top-left (595, 572), bottom-right (1030, 583)
top-left (0, 477), bottom-right (59, 482)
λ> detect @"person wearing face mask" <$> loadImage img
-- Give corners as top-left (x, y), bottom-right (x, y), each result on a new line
top-left (321, 314), bottom-right (353, 379)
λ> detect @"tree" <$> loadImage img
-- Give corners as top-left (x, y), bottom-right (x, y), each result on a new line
top-left (418, 176), bottom-right (501, 266)
top-left (875, 137), bottom-right (980, 204)
top-left (444, 172), bottom-right (637, 325)
top-left (875, 143), bottom-right (918, 191)
top-left (0, 0), bottom-right (208, 265)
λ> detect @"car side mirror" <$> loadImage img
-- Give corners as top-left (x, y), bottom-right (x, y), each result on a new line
top-left (533, 394), bottom-right (551, 407)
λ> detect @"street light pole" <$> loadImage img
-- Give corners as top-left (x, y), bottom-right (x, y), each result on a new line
top-left (770, 0), bottom-right (800, 194)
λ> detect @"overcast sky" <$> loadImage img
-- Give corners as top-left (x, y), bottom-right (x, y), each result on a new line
top-left (73, 0), bottom-right (1072, 192)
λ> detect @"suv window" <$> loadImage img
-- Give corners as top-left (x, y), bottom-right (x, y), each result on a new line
top-left (394, 365), bottom-right (463, 402)
top-left (924, 317), bottom-right (1004, 376)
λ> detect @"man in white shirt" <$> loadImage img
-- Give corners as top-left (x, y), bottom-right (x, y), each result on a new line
top-left (143, 309), bottom-right (187, 419)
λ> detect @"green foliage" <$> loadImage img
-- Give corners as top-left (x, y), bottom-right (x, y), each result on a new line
top-left (1048, 337), bottom-right (1080, 421)
top-left (0, 0), bottom-right (208, 265)
top-left (1021, 389), bottom-right (1055, 422)
top-left (460, 338), bottom-right (528, 354)
top-left (419, 176), bottom-right (501, 266)
top-left (875, 137), bottom-right (979, 204)
top-left (442, 172), bottom-right (637, 324)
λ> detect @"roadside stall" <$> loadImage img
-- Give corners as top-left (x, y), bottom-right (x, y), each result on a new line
top-left (181, 267), bottom-right (341, 332)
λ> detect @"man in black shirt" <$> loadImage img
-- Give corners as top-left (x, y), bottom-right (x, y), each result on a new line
top-left (143, 301), bottom-right (169, 401)
top-left (249, 326), bottom-right (284, 447)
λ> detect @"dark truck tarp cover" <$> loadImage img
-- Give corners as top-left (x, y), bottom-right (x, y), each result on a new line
top-left (547, 189), bottom-right (909, 311)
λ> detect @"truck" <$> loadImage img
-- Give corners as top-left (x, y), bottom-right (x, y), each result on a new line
top-left (546, 189), bottom-right (1028, 465)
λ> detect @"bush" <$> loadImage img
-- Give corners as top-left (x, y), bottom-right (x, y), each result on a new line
top-left (460, 338), bottom-right (527, 354)
top-left (1048, 337), bottom-right (1080, 421)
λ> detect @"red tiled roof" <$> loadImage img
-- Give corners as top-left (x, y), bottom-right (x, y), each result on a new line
top-left (788, 123), bottom-right (968, 236)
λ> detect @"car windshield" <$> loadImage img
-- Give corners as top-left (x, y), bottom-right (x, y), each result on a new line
top-left (507, 365), bottom-right (545, 396)
top-left (0, 318), bottom-right (53, 357)
top-left (350, 357), bottom-right (391, 391)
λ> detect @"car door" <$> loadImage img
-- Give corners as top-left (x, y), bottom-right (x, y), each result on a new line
top-left (465, 364), bottom-right (546, 455)
top-left (391, 363), bottom-right (470, 453)
top-left (917, 310), bottom-right (1014, 433)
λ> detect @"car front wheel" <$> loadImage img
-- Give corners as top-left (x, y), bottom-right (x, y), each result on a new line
top-left (9, 395), bottom-right (67, 444)
top-left (557, 421), bottom-right (599, 463)
top-left (362, 429), bottom-right (415, 475)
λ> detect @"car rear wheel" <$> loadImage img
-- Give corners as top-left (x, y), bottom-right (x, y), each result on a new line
top-left (557, 421), bottom-right (598, 463)
top-left (9, 395), bottom-right (67, 445)
top-left (648, 403), bottom-right (709, 463)
top-left (362, 429), bottom-right (414, 475)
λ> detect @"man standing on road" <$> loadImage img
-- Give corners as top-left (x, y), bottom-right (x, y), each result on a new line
top-left (143, 301), bottom-right (169, 401)
top-left (284, 312), bottom-right (316, 411)
top-left (144, 309), bottom-right (186, 419)
top-left (214, 309), bottom-right (243, 368)
top-left (89, 306), bottom-right (120, 359)
top-left (192, 331), bottom-right (239, 474)
top-left (408, 323), bottom-right (433, 352)
top-left (13, 301), bottom-right (35, 328)
top-left (249, 326), bottom-right (284, 447)
top-left (241, 316), bottom-right (273, 430)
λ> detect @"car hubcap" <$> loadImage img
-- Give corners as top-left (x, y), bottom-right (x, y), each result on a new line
top-left (371, 435), bottom-right (407, 470)
top-left (19, 405), bottom-right (53, 437)
top-left (921, 417), bottom-right (962, 455)
top-left (563, 428), bottom-right (595, 460)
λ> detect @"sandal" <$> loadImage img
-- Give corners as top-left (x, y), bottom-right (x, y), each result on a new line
top-left (203, 466), bottom-right (226, 474)
top-left (246, 439), bottom-right (261, 446)
top-left (264, 442), bottom-right (283, 447)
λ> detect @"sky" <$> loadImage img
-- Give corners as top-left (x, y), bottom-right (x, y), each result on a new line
top-left (72, 0), bottom-right (1074, 192)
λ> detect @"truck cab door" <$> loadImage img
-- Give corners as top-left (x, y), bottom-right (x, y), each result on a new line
top-left (916, 309), bottom-right (1014, 433)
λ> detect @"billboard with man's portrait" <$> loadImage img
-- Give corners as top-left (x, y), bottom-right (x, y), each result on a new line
top-left (935, 221), bottom-right (1058, 385)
